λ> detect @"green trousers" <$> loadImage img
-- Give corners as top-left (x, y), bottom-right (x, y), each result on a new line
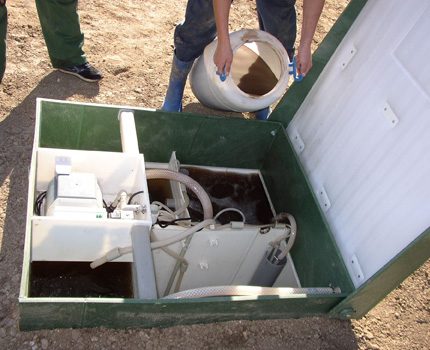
top-left (1, 0), bottom-right (87, 82)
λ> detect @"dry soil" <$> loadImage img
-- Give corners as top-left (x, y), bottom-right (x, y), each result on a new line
top-left (0, 1), bottom-right (429, 349)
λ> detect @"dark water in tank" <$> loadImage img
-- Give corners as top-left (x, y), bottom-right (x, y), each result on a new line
top-left (180, 166), bottom-right (274, 225)
top-left (30, 261), bottom-right (133, 298)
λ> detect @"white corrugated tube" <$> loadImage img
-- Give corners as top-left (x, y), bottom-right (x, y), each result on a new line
top-left (146, 168), bottom-right (213, 220)
top-left (163, 286), bottom-right (341, 299)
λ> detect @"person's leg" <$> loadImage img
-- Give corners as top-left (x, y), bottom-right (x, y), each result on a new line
top-left (35, 0), bottom-right (102, 82)
top-left (162, 0), bottom-right (218, 112)
top-left (256, 0), bottom-right (297, 59)
top-left (0, 4), bottom-right (7, 83)
top-left (35, 0), bottom-right (86, 68)
top-left (254, 107), bottom-right (272, 121)
top-left (174, 0), bottom-right (218, 63)
top-left (255, 0), bottom-right (296, 120)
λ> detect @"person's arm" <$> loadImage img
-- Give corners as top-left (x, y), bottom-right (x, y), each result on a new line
top-left (213, 0), bottom-right (233, 76)
top-left (296, 0), bottom-right (325, 76)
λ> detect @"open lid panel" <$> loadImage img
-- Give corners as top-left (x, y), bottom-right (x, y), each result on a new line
top-left (276, 0), bottom-right (430, 287)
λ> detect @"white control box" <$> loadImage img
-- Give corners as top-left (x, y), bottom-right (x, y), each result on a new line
top-left (45, 172), bottom-right (107, 219)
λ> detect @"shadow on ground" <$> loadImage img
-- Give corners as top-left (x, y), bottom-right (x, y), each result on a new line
top-left (183, 102), bottom-right (248, 119)
top-left (0, 71), bottom-right (99, 331)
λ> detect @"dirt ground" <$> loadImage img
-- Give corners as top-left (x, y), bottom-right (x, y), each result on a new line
top-left (0, 0), bottom-right (429, 349)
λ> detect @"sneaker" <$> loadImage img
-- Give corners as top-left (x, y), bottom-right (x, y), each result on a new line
top-left (58, 62), bottom-right (103, 83)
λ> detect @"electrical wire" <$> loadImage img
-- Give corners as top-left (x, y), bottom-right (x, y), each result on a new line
top-left (102, 190), bottom-right (145, 215)
top-left (103, 199), bottom-right (116, 214)
top-left (157, 217), bottom-right (192, 228)
top-left (150, 219), bottom-right (214, 250)
top-left (90, 246), bottom-right (133, 269)
top-left (213, 207), bottom-right (246, 223)
top-left (128, 190), bottom-right (144, 204)
top-left (34, 191), bottom-right (47, 216)
top-left (144, 168), bottom-right (214, 293)
top-left (152, 200), bottom-right (189, 219)
top-left (105, 189), bottom-right (129, 214)
top-left (91, 170), bottom-right (215, 292)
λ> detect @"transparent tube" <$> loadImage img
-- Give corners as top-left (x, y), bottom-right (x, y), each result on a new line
top-left (163, 285), bottom-right (341, 299)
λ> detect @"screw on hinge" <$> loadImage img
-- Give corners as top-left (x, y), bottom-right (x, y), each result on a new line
top-left (199, 262), bottom-right (209, 270)
top-left (339, 308), bottom-right (356, 318)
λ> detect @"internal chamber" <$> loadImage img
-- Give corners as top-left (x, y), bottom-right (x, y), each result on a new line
top-left (29, 155), bottom-right (301, 299)
top-left (26, 108), bottom-right (344, 301)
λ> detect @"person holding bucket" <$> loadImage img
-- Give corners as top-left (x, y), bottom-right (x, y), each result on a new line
top-left (0, 0), bottom-right (102, 84)
top-left (161, 0), bottom-right (325, 120)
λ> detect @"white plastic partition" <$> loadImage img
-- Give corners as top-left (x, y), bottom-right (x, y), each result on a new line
top-left (287, 0), bottom-right (430, 287)
top-left (32, 148), bottom-right (151, 261)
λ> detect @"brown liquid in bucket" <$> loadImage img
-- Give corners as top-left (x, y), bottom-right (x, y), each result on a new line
top-left (231, 45), bottom-right (279, 96)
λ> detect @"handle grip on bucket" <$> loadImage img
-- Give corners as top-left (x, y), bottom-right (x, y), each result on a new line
top-left (289, 57), bottom-right (304, 82)
top-left (216, 67), bottom-right (227, 82)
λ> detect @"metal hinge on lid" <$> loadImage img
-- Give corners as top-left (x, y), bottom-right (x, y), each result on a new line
top-left (289, 129), bottom-right (305, 154)
top-left (338, 43), bottom-right (357, 70)
top-left (317, 186), bottom-right (331, 212)
top-left (382, 102), bottom-right (399, 128)
top-left (350, 254), bottom-right (365, 284)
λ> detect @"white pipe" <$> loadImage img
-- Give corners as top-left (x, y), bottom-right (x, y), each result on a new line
top-left (213, 207), bottom-right (246, 223)
top-left (163, 285), bottom-right (341, 299)
top-left (118, 109), bottom-right (140, 154)
top-left (130, 225), bottom-right (158, 299)
top-left (146, 168), bottom-right (213, 220)
top-left (90, 246), bottom-right (133, 269)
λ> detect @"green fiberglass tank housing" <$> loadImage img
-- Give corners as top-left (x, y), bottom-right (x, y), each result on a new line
top-left (19, 0), bottom-right (430, 329)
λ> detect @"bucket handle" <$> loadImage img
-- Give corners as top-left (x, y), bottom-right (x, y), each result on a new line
top-left (289, 57), bottom-right (304, 82)
top-left (216, 67), bottom-right (227, 82)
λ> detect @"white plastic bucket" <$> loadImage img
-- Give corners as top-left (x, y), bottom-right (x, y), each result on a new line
top-left (190, 29), bottom-right (291, 112)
